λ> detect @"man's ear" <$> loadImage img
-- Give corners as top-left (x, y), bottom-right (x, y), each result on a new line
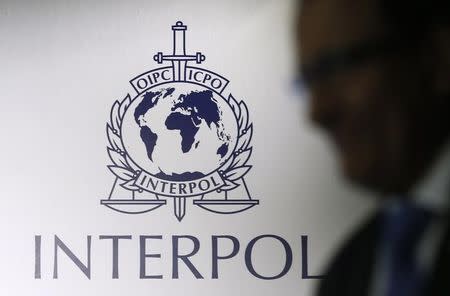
top-left (428, 27), bottom-right (450, 96)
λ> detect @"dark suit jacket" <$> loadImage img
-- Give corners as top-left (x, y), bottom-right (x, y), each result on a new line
top-left (317, 211), bottom-right (450, 296)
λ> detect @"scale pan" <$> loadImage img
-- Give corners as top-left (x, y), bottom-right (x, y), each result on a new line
top-left (101, 199), bottom-right (166, 214)
top-left (193, 199), bottom-right (259, 214)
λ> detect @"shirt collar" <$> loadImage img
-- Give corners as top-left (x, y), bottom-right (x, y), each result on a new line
top-left (411, 140), bottom-right (450, 215)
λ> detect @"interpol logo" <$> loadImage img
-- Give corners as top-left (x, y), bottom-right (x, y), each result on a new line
top-left (101, 21), bottom-right (259, 221)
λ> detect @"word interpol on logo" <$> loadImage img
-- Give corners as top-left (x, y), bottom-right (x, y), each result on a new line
top-left (101, 21), bottom-right (258, 221)
top-left (33, 22), bottom-right (322, 282)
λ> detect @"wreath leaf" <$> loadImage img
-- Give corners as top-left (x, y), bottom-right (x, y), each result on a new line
top-left (238, 101), bottom-right (249, 130)
top-left (228, 94), bottom-right (241, 119)
top-left (219, 155), bottom-right (234, 172)
top-left (107, 148), bottom-right (128, 168)
top-left (108, 165), bottom-right (135, 181)
top-left (231, 148), bottom-right (252, 168)
top-left (224, 165), bottom-right (252, 181)
top-left (125, 155), bottom-right (140, 173)
top-left (121, 179), bottom-right (140, 191)
top-left (107, 124), bottom-right (123, 151)
top-left (110, 101), bottom-right (121, 133)
top-left (221, 179), bottom-right (240, 191)
top-left (119, 95), bottom-right (131, 119)
top-left (237, 124), bottom-right (252, 151)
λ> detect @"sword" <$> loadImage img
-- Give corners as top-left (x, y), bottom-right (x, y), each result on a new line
top-left (153, 21), bottom-right (206, 81)
top-left (153, 21), bottom-right (206, 221)
top-left (173, 196), bottom-right (187, 222)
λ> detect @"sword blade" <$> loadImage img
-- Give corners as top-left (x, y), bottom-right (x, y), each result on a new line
top-left (173, 197), bottom-right (186, 222)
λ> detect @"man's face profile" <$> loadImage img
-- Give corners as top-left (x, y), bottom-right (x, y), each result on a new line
top-left (297, 0), bottom-right (450, 195)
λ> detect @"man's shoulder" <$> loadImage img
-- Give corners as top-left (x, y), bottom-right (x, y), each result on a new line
top-left (317, 211), bottom-right (382, 296)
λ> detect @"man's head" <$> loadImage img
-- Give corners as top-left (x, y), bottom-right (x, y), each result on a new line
top-left (297, 0), bottom-right (450, 195)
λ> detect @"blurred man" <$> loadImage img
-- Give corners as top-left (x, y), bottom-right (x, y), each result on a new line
top-left (297, 0), bottom-right (450, 295)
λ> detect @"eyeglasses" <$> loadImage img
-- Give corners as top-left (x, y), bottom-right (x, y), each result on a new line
top-left (297, 36), bottom-right (412, 89)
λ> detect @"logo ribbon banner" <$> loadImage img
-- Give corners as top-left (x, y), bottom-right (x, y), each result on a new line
top-left (135, 171), bottom-right (225, 197)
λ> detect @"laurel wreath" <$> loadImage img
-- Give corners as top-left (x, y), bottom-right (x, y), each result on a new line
top-left (106, 93), bottom-right (253, 193)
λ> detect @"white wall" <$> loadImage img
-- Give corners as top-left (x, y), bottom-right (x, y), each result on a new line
top-left (0, 1), bottom-right (375, 295)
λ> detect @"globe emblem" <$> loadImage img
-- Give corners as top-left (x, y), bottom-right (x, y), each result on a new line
top-left (101, 21), bottom-right (258, 221)
top-left (121, 83), bottom-right (238, 181)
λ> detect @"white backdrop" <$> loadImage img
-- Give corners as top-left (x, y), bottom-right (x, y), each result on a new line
top-left (0, 0), bottom-right (375, 295)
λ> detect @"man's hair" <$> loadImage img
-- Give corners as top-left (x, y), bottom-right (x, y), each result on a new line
top-left (380, 1), bottom-right (450, 38)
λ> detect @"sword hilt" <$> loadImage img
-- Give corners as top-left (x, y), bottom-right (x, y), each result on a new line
top-left (152, 21), bottom-right (205, 82)
top-left (153, 21), bottom-right (206, 65)
top-left (172, 21), bottom-right (187, 56)
top-left (153, 52), bottom-right (205, 64)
